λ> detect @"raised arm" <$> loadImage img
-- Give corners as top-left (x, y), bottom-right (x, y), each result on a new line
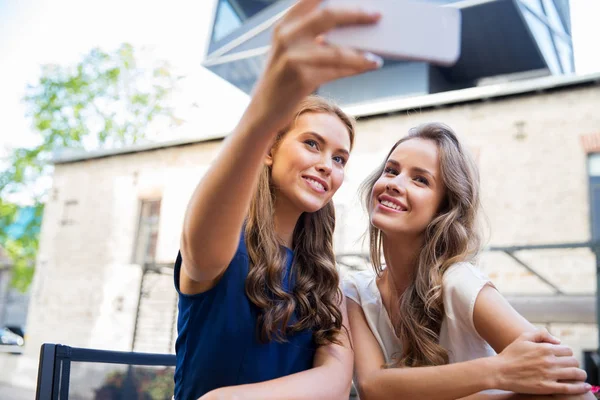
top-left (200, 296), bottom-right (354, 400)
top-left (178, 0), bottom-right (382, 293)
top-left (347, 297), bottom-right (591, 400)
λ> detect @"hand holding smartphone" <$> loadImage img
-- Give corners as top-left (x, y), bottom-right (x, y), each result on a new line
top-left (322, 0), bottom-right (462, 66)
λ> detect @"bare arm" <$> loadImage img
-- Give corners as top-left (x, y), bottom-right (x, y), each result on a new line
top-left (348, 297), bottom-right (496, 400)
top-left (200, 297), bottom-right (354, 400)
top-left (178, 0), bottom-right (381, 294)
top-left (347, 295), bottom-right (590, 400)
top-left (473, 285), bottom-right (537, 351)
top-left (460, 394), bottom-right (597, 400)
top-left (472, 286), bottom-right (587, 394)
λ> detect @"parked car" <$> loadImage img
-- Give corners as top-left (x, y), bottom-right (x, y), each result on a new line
top-left (4, 325), bottom-right (25, 341)
top-left (0, 327), bottom-right (25, 353)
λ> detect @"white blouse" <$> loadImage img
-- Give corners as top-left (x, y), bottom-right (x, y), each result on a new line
top-left (342, 262), bottom-right (497, 366)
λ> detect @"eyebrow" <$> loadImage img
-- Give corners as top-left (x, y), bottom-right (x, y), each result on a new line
top-left (386, 159), bottom-right (436, 181)
top-left (303, 131), bottom-right (350, 157)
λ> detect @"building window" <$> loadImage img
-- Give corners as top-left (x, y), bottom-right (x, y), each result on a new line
top-left (61, 200), bottom-right (78, 226)
top-left (516, 0), bottom-right (573, 74)
top-left (212, 0), bottom-right (243, 42)
top-left (210, 0), bottom-right (274, 44)
top-left (133, 199), bottom-right (161, 265)
top-left (589, 154), bottom-right (600, 241)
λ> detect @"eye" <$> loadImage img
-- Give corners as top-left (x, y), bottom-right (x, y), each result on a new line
top-left (333, 155), bottom-right (347, 166)
top-left (304, 139), bottom-right (318, 149)
top-left (383, 166), bottom-right (399, 175)
top-left (414, 176), bottom-right (429, 186)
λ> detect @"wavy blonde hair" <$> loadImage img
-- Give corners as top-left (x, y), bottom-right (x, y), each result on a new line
top-left (361, 122), bottom-right (481, 367)
top-left (245, 95), bottom-right (355, 346)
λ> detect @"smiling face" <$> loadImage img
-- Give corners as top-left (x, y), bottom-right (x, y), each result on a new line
top-left (267, 111), bottom-right (352, 215)
top-left (370, 138), bottom-right (446, 238)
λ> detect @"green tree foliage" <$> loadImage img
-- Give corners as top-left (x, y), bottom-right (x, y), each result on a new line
top-left (0, 43), bottom-right (179, 291)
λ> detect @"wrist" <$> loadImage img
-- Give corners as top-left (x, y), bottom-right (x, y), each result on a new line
top-left (476, 356), bottom-right (504, 391)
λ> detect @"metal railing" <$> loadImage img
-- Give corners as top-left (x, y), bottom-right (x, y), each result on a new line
top-left (337, 241), bottom-right (600, 322)
top-left (35, 343), bottom-right (175, 400)
top-left (337, 240), bottom-right (600, 385)
top-left (36, 242), bottom-right (600, 396)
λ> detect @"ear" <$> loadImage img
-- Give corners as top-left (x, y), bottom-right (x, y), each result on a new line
top-left (264, 147), bottom-right (274, 167)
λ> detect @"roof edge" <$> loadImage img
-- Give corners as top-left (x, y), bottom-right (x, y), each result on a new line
top-left (52, 132), bottom-right (227, 165)
top-left (54, 71), bottom-right (600, 165)
top-left (345, 71), bottom-right (600, 119)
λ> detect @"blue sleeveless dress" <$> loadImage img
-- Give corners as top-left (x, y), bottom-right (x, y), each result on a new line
top-left (173, 232), bottom-right (315, 400)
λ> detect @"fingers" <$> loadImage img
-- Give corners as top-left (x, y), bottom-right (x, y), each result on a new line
top-left (268, 2), bottom-right (383, 90)
top-left (547, 381), bottom-right (592, 395)
top-left (553, 367), bottom-right (588, 383)
top-left (551, 345), bottom-right (575, 358)
top-left (553, 355), bottom-right (581, 368)
top-left (280, 43), bottom-right (381, 86)
top-left (297, 44), bottom-right (382, 70)
top-left (520, 329), bottom-right (561, 345)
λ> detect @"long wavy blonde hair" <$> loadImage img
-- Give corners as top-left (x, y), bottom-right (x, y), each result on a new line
top-left (361, 123), bottom-right (481, 367)
top-left (245, 95), bottom-right (355, 346)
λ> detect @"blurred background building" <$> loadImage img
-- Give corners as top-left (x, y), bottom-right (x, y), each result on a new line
top-left (204, 0), bottom-right (575, 103)
top-left (1, 0), bottom-right (599, 398)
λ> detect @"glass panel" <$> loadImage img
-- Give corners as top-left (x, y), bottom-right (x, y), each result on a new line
top-left (212, 0), bottom-right (243, 42)
top-left (68, 363), bottom-right (175, 400)
top-left (589, 153), bottom-right (600, 177)
top-left (542, 0), bottom-right (567, 34)
top-left (134, 200), bottom-right (162, 265)
top-left (553, 0), bottom-right (571, 33)
top-left (519, 5), bottom-right (561, 74)
top-left (211, 0), bottom-right (276, 44)
top-left (520, 0), bottom-right (545, 15)
top-left (590, 176), bottom-right (600, 240)
top-left (554, 35), bottom-right (573, 73)
top-left (542, 0), bottom-right (573, 73)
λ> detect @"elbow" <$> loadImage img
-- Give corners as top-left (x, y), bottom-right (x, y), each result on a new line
top-left (355, 376), bottom-right (383, 400)
top-left (336, 378), bottom-right (353, 400)
top-left (317, 361), bottom-right (353, 400)
top-left (328, 381), bottom-right (352, 400)
top-left (180, 222), bottom-right (196, 255)
top-left (179, 229), bottom-right (193, 259)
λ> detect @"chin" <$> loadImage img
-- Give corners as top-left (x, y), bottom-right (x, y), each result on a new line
top-left (301, 202), bottom-right (326, 214)
top-left (295, 196), bottom-right (328, 214)
top-left (371, 213), bottom-right (405, 235)
top-left (370, 213), bottom-right (386, 230)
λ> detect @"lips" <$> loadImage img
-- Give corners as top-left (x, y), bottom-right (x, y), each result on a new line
top-left (378, 194), bottom-right (408, 212)
top-left (302, 175), bottom-right (328, 193)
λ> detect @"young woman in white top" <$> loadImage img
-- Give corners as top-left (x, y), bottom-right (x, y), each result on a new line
top-left (344, 123), bottom-right (594, 400)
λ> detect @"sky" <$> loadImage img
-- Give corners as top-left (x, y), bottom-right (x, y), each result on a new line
top-left (0, 0), bottom-right (599, 159)
top-left (0, 0), bottom-right (249, 155)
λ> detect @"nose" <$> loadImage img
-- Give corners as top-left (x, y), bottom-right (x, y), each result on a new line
top-left (385, 175), bottom-right (407, 195)
top-left (316, 157), bottom-right (332, 176)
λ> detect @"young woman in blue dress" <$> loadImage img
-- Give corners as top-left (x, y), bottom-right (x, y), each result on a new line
top-left (173, 1), bottom-right (384, 399)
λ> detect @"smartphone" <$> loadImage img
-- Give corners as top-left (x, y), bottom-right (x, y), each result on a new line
top-left (322, 0), bottom-right (462, 66)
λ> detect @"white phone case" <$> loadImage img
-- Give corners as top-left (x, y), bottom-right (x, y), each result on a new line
top-left (322, 0), bottom-right (462, 66)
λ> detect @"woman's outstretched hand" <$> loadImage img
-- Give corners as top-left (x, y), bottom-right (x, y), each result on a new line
top-left (245, 0), bottom-right (382, 136)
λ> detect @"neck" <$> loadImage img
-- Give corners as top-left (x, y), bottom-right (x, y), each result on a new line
top-left (381, 233), bottom-right (424, 294)
top-left (273, 196), bottom-right (302, 249)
